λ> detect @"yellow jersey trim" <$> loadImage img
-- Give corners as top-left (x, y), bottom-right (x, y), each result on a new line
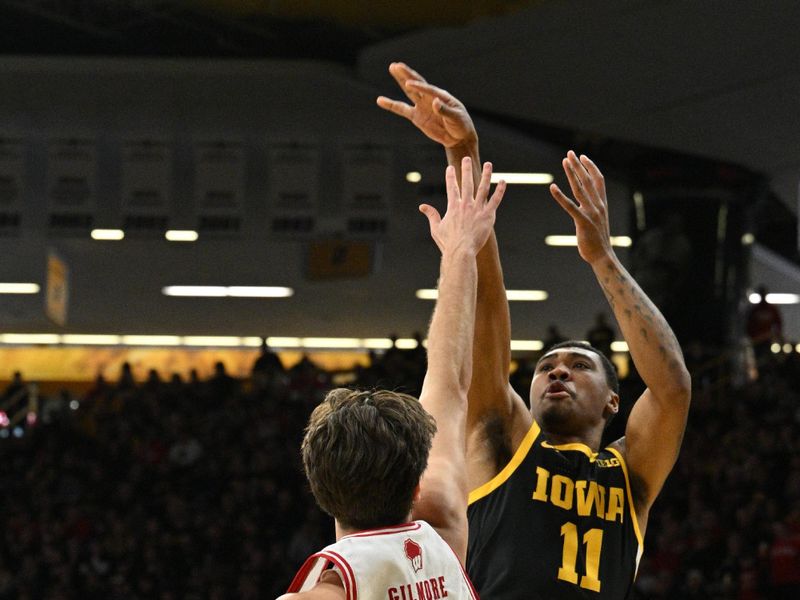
top-left (606, 446), bottom-right (644, 572)
top-left (468, 419), bottom-right (541, 505)
top-left (540, 440), bottom-right (599, 461)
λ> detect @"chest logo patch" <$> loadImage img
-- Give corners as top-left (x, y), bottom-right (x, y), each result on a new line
top-left (404, 538), bottom-right (423, 572)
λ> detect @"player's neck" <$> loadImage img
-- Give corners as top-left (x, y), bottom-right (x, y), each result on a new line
top-left (334, 513), bottom-right (415, 540)
top-left (541, 428), bottom-right (603, 452)
top-left (334, 520), bottom-right (354, 540)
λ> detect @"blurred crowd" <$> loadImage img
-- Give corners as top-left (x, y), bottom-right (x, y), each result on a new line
top-left (1, 333), bottom-right (799, 599)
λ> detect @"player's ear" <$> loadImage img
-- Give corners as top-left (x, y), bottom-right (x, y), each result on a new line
top-left (605, 392), bottom-right (620, 417)
top-left (412, 484), bottom-right (421, 503)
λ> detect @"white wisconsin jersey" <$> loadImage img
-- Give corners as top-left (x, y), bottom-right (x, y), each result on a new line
top-left (287, 520), bottom-right (479, 599)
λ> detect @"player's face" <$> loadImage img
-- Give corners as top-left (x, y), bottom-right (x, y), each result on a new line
top-left (529, 348), bottom-right (614, 436)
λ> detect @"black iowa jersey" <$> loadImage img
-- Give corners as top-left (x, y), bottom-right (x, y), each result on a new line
top-left (467, 419), bottom-right (643, 599)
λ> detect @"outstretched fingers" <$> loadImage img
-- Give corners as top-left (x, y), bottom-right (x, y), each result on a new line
top-left (474, 161), bottom-right (493, 205)
top-left (419, 203), bottom-right (442, 232)
top-left (445, 164), bottom-right (460, 213)
top-left (549, 183), bottom-right (581, 220)
top-left (388, 62), bottom-right (425, 102)
top-left (579, 154), bottom-right (606, 196)
top-left (562, 155), bottom-right (587, 205)
top-left (375, 96), bottom-right (414, 120)
top-left (459, 157), bottom-right (474, 203)
top-left (486, 179), bottom-right (506, 214)
top-left (565, 150), bottom-right (602, 207)
top-left (405, 80), bottom-right (454, 104)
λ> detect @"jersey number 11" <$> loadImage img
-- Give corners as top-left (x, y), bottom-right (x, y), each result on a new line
top-left (557, 522), bottom-right (603, 592)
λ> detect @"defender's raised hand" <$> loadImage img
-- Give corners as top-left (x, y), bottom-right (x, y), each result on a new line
top-left (549, 151), bottom-right (613, 265)
top-left (420, 157), bottom-right (505, 256)
top-left (377, 62), bottom-right (477, 149)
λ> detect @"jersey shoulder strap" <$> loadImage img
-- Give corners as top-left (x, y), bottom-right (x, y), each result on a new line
top-left (285, 550), bottom-right (354, 599)
top-left (468, 419), bottom-right (541, 504)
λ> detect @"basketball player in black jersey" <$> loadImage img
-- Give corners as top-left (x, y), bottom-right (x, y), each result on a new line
top-left (379, 63), bottom-right (691, 598)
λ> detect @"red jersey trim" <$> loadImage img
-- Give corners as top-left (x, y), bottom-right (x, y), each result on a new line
top-left (341, 521), bottom-right (422, 539)
top-left (441, 533), bottom-right (481, 599)
top-left (324, 550), bottom-right (357, 600)
top-left (286, 554), bottom-right (330, 593)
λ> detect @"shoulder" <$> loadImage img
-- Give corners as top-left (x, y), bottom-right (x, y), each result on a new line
top-left (277, 570), bottom-right (345, 600)
top-left (607, 437), bottom-right (650, 515)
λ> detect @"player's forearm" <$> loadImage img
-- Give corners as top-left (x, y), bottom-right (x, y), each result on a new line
top-left (426, 249), bottom-right (478, 393)
top-left (446, 142), bottom-right (513, 402)
top-left (592, 252), bottom-right (691, 402)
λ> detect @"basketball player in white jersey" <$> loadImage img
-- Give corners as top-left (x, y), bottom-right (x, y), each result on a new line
top-left (278, 158), bottom-right (506, 598)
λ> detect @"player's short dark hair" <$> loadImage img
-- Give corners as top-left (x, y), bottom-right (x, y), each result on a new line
top-left (542, 340), bottom-right (619, 394)
top-left (302, 388), bottom-right (436, 531)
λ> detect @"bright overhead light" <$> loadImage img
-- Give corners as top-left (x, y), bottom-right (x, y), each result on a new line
top-left (0, 283), bottom-right (40, 294)
top-left (406, 171), bottom-right (422, 183)
top-left (363, 338), bottom-right (394, 349)
top-left (91, 229), bottom-right (125, 241)
top-left (771, 343), bottom-right (781, 354)
top-left (0, 333), bottom-right (61, 344)
top-left (183, 336), bottom-right (242, 347)
top-left (749, 293), bottom-right (800, 304)
top-left (741, 233), bottom-right (755, 245)
top-left (491, 172), bottom-right (553, 185)
top-left (121, 335), bottom-right (182, 346)
top-left (783, 343), bottom-right (793, 354)
top-left (266, 337), bottom-right (302, 348)
top-left (62, 334), bottom-right (122, 345)
top-left (416, 289), bottom-right (547, 301)
top-left (165, 230), bottom-right (199, 242)
top-left (227, 286), bottom-right (294, 298)
top-left (163, 286), bottom-right (228, 297)
top-left (545, 235), bottom-right (632, 247)
top-left (506, 290), bottom-right (549, 301)
top-left (162, 286), bottom-right (293, 298)
top-left (241, 337), bottom-right (265, 347)
top-left (394, 338), bottom-right (420, 350)
top-left (510, 340), bottom-right (543, 351)
top-left (302, 337), bottom-right (362, 349)
top-left (611, 341), bottom-right (629, 352)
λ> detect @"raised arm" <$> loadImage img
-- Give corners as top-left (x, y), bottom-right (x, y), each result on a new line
top-left (378, 63), bottom-right (524, 447)
top-left (549, 151), bottom-right (691, 521)
top-left (412, 158), bottom-right (505, 563)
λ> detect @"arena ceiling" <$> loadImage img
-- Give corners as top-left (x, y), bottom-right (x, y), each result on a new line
top-left (0, 0), bottom-right (798, 344)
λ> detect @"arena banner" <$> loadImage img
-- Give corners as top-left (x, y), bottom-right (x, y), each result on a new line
top-left (45, 250), bottom-right (69, 327)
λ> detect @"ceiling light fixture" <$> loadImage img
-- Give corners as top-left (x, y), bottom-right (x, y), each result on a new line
top-left (163, 286), bottom-right (294, 298)
top-left (546, 235), bottom-right (632, 247)
top-left (183, 336), bottom-right (242, 347)
top-left (0, 333), bottom-right (61, 344)
top-left (416, 289), bottom-right (547, 301)
top-left (62, 334), bottom-right (122, 345)
top-left (91, 229), bottom-right (125, 241)
top-left (510, 340), bottom-right (544, 351)
top-left (121, 335), bottom-right (182, 346)
top-left (491, 172), bottom-right (553, 185)
top-left (165, 230), bottom-right (199, 242)
top-left (0, 283), bottom-right (40, 294)
top-left (748, 293), bottom-right (800, 304)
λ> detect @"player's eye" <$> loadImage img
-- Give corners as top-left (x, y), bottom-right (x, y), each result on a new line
top-left (574, 362), bottom-right (590, 369)
top-left (539, 364), bottom-right (552, 372)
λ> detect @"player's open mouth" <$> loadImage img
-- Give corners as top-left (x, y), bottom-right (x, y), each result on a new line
top-left (544, 381), bottom-right (572, 399)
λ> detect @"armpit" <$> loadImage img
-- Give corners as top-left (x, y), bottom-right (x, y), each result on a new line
top-left (482, 412), bottom-right (512, 472)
